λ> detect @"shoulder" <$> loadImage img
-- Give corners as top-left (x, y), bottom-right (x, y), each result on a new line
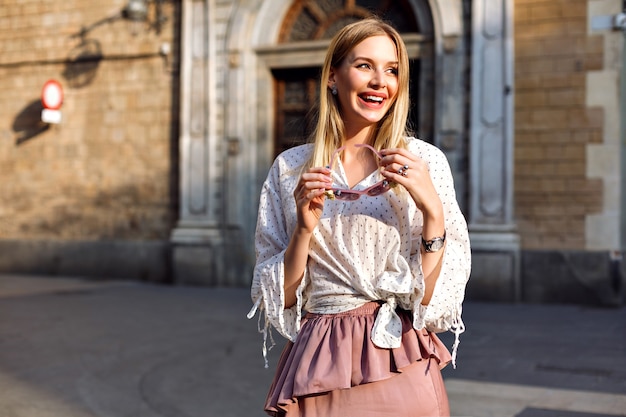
top-left (264, 144), bottom-right (313, 190)
top-left (272, 143), bottom-right (314, 173)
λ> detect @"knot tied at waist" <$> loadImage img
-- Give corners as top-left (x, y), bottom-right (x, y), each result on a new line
top-left (371, 298), bottom-right (403, 349)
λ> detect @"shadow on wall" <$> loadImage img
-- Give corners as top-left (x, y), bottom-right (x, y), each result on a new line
top-left (12, 100), bottom-right (50, 145)
top-left (62, 37), bottom-right (103, 89)
top-left (11, 36), bottom-right (104, 146)
top-left (10, 2), bottom-right (173, 145)
top-left (62, 9), bottom-right (124, 89)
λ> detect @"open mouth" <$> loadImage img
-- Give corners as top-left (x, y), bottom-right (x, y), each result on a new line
top-left (359, 94), bottom-right (386, 107)
top-left (360, 94), bottom-right (384, 103)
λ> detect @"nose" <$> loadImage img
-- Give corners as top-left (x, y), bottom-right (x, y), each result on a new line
top-left (370, 68), bottom-right (387, 89)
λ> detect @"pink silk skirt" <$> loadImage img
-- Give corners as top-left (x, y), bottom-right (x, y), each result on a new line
top-left (264, 302), bottom-right (452, 417)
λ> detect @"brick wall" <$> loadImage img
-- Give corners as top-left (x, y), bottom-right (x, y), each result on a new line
top-left (0, 1), bottom-right (180, 241)
top-left (514, 0), bottom-right (604, 249)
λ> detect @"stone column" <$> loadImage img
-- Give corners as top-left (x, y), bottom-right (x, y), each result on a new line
top-left (171, 0), bottom-right (225, 285)
top-left (622, 18), bottom-right (626, 257)
top-left (430, 0), bottom-right (468, 213)
top-left (468, 0), bottom-right (521, 301)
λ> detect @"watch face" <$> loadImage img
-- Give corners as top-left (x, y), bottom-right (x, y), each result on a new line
top-left (424, 239), bottom-right (444, 252)
top-left (430, 240), bottom-right (444, 251)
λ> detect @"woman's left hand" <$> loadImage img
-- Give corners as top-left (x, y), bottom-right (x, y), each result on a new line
top-left (380, 148), bottom-right (442, 217)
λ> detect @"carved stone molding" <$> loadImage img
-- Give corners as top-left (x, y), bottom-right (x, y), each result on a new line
top-left (469, 0), bottom-right (515, 228)
top-left (171, 0), bottom-right (226, 285)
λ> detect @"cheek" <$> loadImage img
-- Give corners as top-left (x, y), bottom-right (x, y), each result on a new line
top-left (388, 79), bottom-right (399, 100)
top-left (347, 73), bottom-right (368, 90)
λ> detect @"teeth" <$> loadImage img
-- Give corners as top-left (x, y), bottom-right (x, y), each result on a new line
top-left (365, 95), bottom-right (383, 102)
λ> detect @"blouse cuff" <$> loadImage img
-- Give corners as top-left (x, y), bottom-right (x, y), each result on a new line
top-left (248, 255), bottom-right (308, 367)
top-left (414, 241), bottom-right (468, 367)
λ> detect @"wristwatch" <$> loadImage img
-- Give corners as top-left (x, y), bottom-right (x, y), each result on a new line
top-left (423, 232), bottom-right (446, 253)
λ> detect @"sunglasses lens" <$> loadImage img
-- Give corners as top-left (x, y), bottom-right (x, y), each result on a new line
top-left (333, 190), bottom-right (360, 201)
top-left (367, 180), bottom-right (392, 196)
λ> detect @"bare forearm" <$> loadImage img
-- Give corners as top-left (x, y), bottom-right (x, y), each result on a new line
top-left (421, 249), bottom-right (444, 305)
top-left (283, 228), bottom-right (313, 308)
top-left (420, 205), bottom-right (446, 305)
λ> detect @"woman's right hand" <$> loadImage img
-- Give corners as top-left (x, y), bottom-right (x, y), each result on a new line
top-left (293, 167), bottom-right (332, 233)
top-left (284, 166), bottom-right (332, 307)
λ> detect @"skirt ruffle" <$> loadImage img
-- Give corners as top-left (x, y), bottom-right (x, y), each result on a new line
top-left (265, 301), bottom-right (452, 415)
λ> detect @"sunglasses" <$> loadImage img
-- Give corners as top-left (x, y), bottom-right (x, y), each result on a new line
top-left (324, 143), bottom-right (395, 201)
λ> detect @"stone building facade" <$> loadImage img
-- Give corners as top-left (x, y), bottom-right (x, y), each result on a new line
top-left (0, 0), bottom-right (624, 306)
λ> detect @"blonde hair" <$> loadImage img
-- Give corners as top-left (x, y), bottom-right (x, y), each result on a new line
top-left (307, 17), bottom-right (410, 169)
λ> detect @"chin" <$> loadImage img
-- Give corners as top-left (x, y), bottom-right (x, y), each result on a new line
top-left (360, 113), bottom-right (387, 124)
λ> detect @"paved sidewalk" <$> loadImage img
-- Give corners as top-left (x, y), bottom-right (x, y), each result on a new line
top-left (0, 274), bottom-right (625, 417)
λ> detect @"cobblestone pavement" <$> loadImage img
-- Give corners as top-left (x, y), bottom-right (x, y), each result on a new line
top-left (1, 274), bottom-right (625, 417)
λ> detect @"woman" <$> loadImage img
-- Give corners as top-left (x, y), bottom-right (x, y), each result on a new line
top-left (248, 17), bottom-right (471, 417)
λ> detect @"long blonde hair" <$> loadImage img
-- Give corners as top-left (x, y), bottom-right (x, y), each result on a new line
top-left (307, 18), bottom-right (411, 168)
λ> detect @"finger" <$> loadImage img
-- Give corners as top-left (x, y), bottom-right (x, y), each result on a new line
top-left (380, 148), bottom-right (413, 158)
top-left (382, 167), bottom-right (410, 180)
top-left (305, 181), bottom-right (333, 192)
top-left (381, 161), bottom-right (409, 176)
top-left (380, 156), bottom-right (414, 172)
top-left (301, 172), bottom-right (332, 187)
top-left (380, 149), bottom-right (405, 166)
top-left (308, 189), bottom-right (327, 199)
top-left (302, 178), bottom-right (331, 191)
top-left (308, 166), bottom-right (331, 174)
top-left (296, 190), bottom-right (325, 209)
top-left (296, 184), bottom-right (327, 200)
top-left (302, 166), bottom-right (331, 177)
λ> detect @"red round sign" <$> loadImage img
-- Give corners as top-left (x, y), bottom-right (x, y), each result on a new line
top-left (41, 79), bottom-right (64, 110)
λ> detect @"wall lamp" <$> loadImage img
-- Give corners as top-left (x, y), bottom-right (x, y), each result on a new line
top-left (122, 0), bottom-right (167, 34)
top-left (123, 0), bottom-right (149, 21)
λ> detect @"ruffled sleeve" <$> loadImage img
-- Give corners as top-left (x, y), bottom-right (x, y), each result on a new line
top-left (408, 141), bottom-right (472, 366)
top-left (247, 150), bottom-right (309, 366)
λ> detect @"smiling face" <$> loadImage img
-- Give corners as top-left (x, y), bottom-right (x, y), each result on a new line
top-left (328, 35), bottom-right (399, 134)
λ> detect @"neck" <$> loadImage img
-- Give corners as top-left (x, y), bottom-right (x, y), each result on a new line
top-left (343, 124), bottom-right (375, 146)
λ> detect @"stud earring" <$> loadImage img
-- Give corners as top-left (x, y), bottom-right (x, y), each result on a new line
top-left (331, 85), bottom-right (337, 96)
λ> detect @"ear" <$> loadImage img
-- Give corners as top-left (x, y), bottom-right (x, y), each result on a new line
top-left (327, 68), bottom-right (336, 89)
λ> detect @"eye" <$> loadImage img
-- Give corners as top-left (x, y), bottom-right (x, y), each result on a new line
top-left (356, 62), bottom-right (372, 70)
top-left (386, 67), bottom-right (398, 76)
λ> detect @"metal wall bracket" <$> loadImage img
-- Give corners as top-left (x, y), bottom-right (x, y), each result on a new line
top-left (591, 12), bottom-right (626, 31)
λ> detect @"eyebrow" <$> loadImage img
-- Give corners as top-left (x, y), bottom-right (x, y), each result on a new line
top-left (352, 56), bottom-right (399, 66)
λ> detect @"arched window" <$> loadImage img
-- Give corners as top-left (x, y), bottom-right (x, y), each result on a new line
top-left (272, 0), bottom-right (431, 156)
top-left (279, 0), bottom-right (419, 42)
